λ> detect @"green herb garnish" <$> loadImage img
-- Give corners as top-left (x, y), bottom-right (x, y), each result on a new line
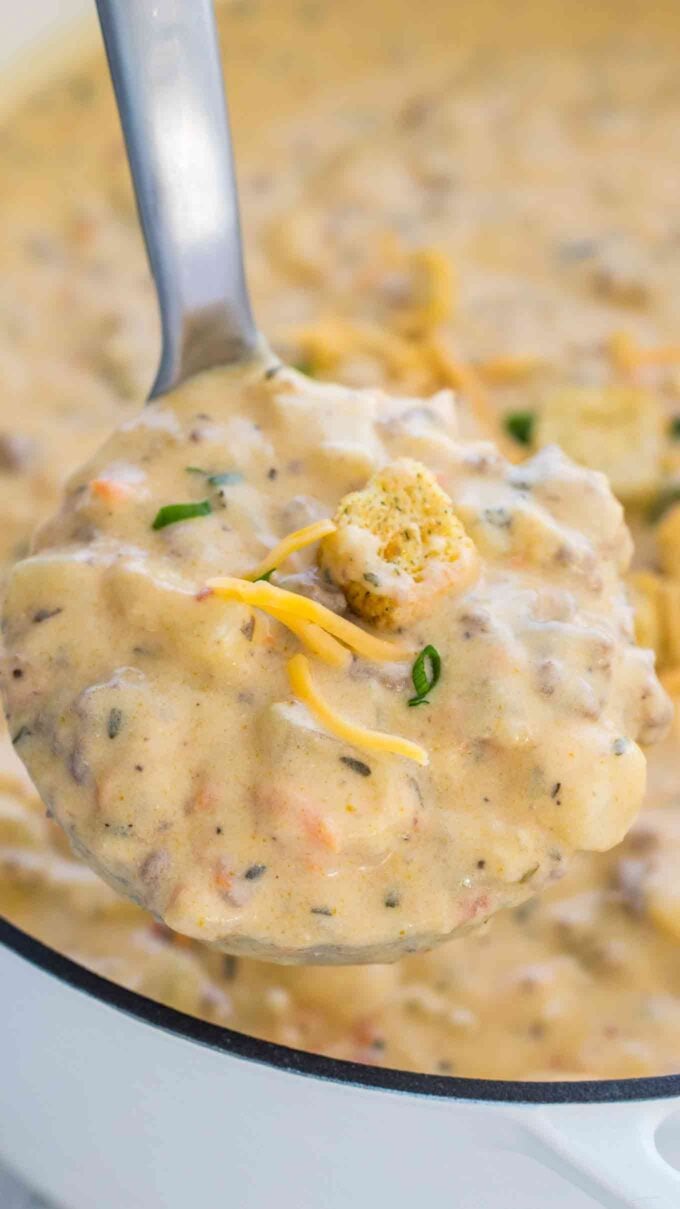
top-left (244, 863), bottom-right (267, 881)
top-left (185, 467), bottom-right (244, 487)
top-left (504, 410), bottom-right (535, 446)
top-left (254, 569), bottom-right (274, 583)
top-left (107, 707), bottom-right (123, 739)
top-left (669, 417), bottom-right (680, 440)
top-left (648, 485), bottom-right (680, 524)
top-left (152, 500), bottom-right (212, 530)
top-left (408, 644), bottom-right (442, 707)
top-left (207, 471), bottom-right (245, 488)
top-left (294, 357), bottom-right (315, 377)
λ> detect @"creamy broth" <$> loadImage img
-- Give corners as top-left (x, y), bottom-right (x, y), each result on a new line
top-left (2, 0), bottom-right (680, 1074)
top-left (3, 360), bottom-right (665, 960)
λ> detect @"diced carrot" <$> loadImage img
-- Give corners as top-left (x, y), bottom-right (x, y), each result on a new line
top-left (90, 478), bottom-right (135, 503)
top-left (214, 858), bottom-right (234, 893)
top-left (187, 784), bottom-right (219, 815)
top-left (302, 810), bottom-right (341, 852)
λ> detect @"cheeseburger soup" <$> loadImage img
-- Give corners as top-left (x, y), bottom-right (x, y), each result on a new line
top-left (2, 0), bottom-right (680, 1073)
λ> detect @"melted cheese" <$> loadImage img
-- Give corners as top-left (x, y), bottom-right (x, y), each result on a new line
top-left (271, 611), bottom-right (351, 668)
top-left (207, 576), bottom-right (411, 662)
top-left (287, 653), bottom-right (429, 765)
top-left (245, 519), bottom-right (336, 582)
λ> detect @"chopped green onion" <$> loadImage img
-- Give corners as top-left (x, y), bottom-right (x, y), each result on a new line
top-left (669, 417), bottom-right (680, 440)
top-left (294, 357), bottom-right (315, 377)
top-left (207, 471), bottom-right (245, 488)
top-left (254, 568), bottom-right (274, 583)
top-left (504, 410), bottom-right (535, 446)
top-left (152, 500), bottom-right (212, 530)
top-left (648, 485), bottom-right (680, 524)
top-left (185, 467), bottom-right (244, 487)
top-left (408, 644), bottom-right (442, 707)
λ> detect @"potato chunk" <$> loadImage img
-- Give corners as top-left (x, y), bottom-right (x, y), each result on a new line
top-left (319, 457), bottom-right (478, 629)
top-left (535, 386), bottom-right (662, 502)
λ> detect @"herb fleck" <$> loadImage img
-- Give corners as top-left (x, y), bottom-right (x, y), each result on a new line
top-left (648, 485), bottom-right (680, 524)
top-left (339, 755), bottom-right (372, 777)
top-left (207, 471), bottom-right (244, 488)
top-left (244, 863), bottom-right (267, 880)
top-left (12, 725), bottom-right (31, 745)
top-left (222, 955), bottom-right (239, 980)
top-left (33, 607), bottom-right (63, 624)
top-left (612, 737), bottom-right (628, 755)
top-left (483, 506), bottom-right (513, 529)
top-left (311, 905), bottom-right (334, 916)
top-left (384, 890), bottom-right (401, 908)
top-left (551, 781), bottom-right (561, 799)
top-left (107, 707), bottom-right (123, 739)
top-left (152, 500), bottom-right (212, 530)
top-left (504, 410), bottom-right (535, 446)
top-left (519, 863), bottom-right (540, 884)
top-left (363, 571), bottom-right (380, 586)
top-left (669, 417), bottom-right (680, 440)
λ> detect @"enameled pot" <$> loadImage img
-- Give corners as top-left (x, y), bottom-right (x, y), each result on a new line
top-left (1, 6), bottom-right (680, 1207)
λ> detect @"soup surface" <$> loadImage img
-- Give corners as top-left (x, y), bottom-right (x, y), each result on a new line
top-left (2, 0), bottom-right (680, 1076)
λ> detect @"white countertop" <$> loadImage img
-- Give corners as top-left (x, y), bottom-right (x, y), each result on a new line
top-left (0, 1161), bottom-right (55, 1208)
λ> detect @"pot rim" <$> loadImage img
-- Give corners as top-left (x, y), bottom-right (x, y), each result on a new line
top-left (2, 914), bottom-right (679, 1106)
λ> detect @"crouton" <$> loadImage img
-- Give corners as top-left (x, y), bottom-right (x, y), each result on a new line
top-left (535, 386), bottom-right (662, 502)
top-left (319, 457), bottom-right (479, 629)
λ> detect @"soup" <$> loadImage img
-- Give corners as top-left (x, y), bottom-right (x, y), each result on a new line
top-left (2, 0), bottom-right (680, 1078)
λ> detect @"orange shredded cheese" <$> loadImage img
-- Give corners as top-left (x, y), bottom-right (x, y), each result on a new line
top-left (208, 576), bottom-right (410, 662)
top-left (270, 610), bottom-right (351, 668)
top-left (245, 519), bottom-right (336, 582)
top-left (287, 653), bottom-right (428, 765)
top-left (426, 332), bottom-right (519, 460)
top-left (609, 330), bottom-right (680, 375)
top-left (477, 354), bottom-right (542, 385)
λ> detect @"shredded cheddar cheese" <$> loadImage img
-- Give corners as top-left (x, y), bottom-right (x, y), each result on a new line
top-left (245, 519), bottom-right (336, 582)
top-left (477, 354), bottom-right (542, 385)
top-left (395, 247), bottom-right (455, 334)
top-left (609, 330), bottom-right (680, 375)
top-left (208, 576), bottom-right (411, 662)
top-left (425, 332), bottom-right (520, 460)
top-left (287, 653), bottom-right (429, 765)
top-left (270, 611), bottom-right (351, 668)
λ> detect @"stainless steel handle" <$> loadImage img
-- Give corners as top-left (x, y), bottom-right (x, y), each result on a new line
top-left (96, 0), bottom-right (258, 398)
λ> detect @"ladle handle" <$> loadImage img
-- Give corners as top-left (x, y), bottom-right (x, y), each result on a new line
top-left (95, 0), bottom-right (258, 398)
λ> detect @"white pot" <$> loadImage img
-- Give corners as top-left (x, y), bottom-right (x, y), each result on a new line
top-left (1, 5), bottom-right (680, 1208)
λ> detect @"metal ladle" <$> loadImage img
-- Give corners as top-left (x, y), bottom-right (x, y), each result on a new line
top-left (96, 0), bottom-right (260, 400)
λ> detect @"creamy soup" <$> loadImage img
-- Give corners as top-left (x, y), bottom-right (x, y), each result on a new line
top-left (2, 0), bottom-right (680, 1075)
top-left (3, 359), bottom-right (666, 961)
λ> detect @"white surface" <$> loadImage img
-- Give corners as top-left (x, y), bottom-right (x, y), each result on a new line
top-left (2, 940), bottom-right (680, 1209)
top-left (0, 1162), bottom-right (54, 1208)
top-left (2, 4), bottom-right (680, 1209)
